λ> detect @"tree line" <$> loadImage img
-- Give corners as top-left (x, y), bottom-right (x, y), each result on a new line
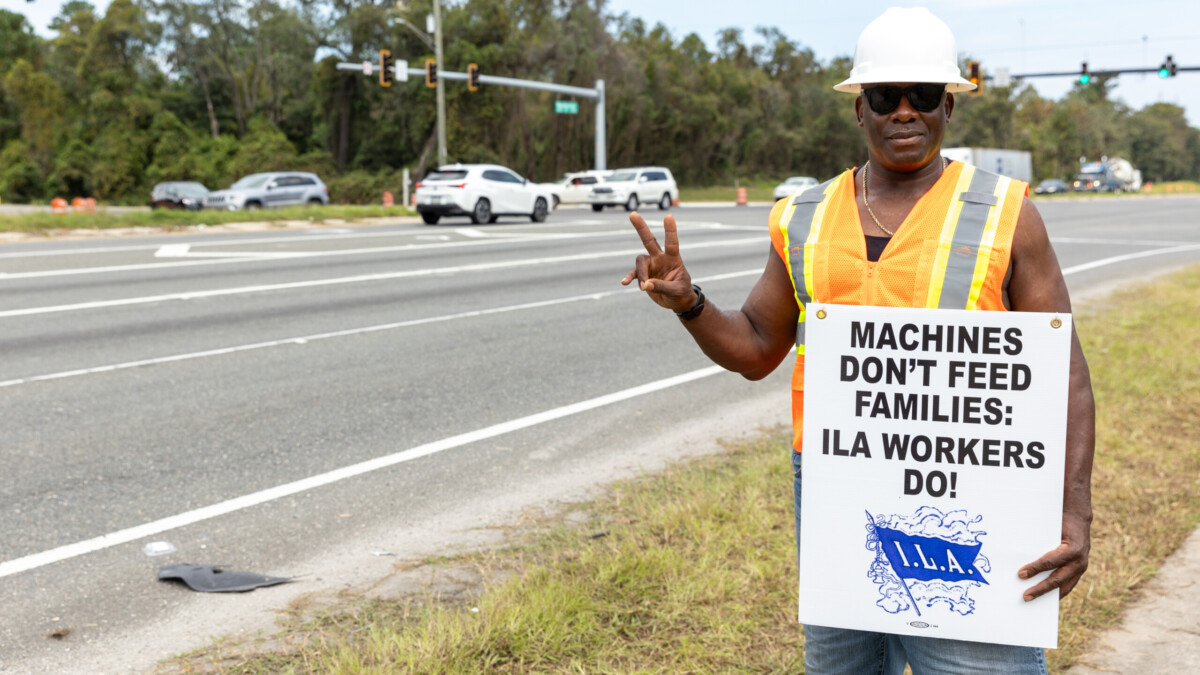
top-left (1, 0), bottom-right (1197, 205)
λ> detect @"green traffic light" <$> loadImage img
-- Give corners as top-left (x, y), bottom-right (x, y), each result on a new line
top-left (1159, 68), bottom-right (1170, 78)
top-left (1080, 74), bottom-right (1090, 84)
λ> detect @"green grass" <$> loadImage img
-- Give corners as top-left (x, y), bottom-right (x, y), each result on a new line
top-left (0, 204), bottom-right (415, 234)
top-left (679, 179), bottom-right (783, 203)
top-left (166, 265), bottom-right (1200, 674)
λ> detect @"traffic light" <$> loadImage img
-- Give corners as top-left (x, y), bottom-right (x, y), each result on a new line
top-left (467, 63), bottom-right (480, 92)
top-left (425, 59), bottom-right (438, 88)
top-left (1079, 62), bottom-right (1089, 84)
top-left (1159, 55), bottom-right (1177, 78)
top-left (967, 61), bottom-right (982, 96)
top-left (379, 49), bottom-right (393, 88)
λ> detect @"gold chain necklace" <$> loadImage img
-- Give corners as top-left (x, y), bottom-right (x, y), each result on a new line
top-left (862, 156), bottom-right (948, 237)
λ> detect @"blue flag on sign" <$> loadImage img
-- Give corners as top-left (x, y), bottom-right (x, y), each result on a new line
top-left (874, 525), bottom-right (988, 585)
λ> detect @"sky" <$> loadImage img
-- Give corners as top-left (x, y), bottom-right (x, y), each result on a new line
top-left (3, 0), bottom-right (1197, 125)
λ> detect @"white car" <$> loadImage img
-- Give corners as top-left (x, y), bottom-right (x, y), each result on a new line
top-left (588, 166), bottom-right (678, 212)
top-left (416, 164), bottom-right (553, 225)
top-left (539, 170), bottom-right (610, 209)
top-left (773, 176), bottom-right (819, 201)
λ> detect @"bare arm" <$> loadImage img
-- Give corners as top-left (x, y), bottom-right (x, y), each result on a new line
top-left (621, 212), bottom-right (798, 380)
top-left (1006, 198), bottom-right (1096, 602)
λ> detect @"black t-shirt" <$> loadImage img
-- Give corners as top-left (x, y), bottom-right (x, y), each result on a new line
top-left (865, 234), bottom-right (890, 262)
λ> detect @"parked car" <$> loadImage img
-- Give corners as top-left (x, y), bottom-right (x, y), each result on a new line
top-left (773, 176), bottom-right (819, 201)
top-left (203, 172), bottom-right (329, 211)
top-left (1034, 178), bottom-right (1069, 195)
top-left (539, 170), bottom-right (610, 209)
top-left (588, 167), bottom-right (677, 211)
top-left (415, 163), bottom-right (552, 225)
top-left (149, 181), bottom-right (210, 210)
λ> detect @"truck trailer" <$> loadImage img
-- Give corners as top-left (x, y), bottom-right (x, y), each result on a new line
top-left (940, 147), bottom-right (1033, 183)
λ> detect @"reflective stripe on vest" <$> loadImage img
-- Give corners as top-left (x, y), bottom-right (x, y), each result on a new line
top-left (777, 175), bottom-right (843, 355)
top-left (777, 164), bottom-right (1014, 354)
top-left (923, 165), bottom-right (1013, 310)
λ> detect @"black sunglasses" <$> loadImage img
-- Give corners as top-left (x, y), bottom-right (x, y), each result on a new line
top-left (862, 84), bottom-right (946, 114)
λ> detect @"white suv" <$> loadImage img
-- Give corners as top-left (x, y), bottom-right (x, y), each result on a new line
top-left (538, 170), bottom-right (610, 209)
top-left (588, 166), bottom-right (677, 212)
top-left (416, 163), bottom-right (553, 225)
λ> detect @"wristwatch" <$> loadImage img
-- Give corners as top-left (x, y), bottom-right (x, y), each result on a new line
top-left (676, 285), bottom-right (706, 321)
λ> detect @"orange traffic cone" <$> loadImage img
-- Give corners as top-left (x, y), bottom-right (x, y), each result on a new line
top-left (383, 191), bottom-right (394, 207)
top-left (51, 197), bottom-right (69, 215)
top-left (736, 187), bottom-right (748, 206)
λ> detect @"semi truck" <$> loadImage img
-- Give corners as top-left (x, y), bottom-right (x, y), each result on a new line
top-left (940, 147), bottom-right (1033, 183)
top-left (1073, 157), bottom-right (1142, 193)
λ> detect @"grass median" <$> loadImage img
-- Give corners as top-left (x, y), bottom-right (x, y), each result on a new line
top-left (170, 265), bottom-right (1200, 674)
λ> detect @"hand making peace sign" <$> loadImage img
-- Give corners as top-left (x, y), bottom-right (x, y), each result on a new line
top-left (620, 212), bottom-right (698, 313)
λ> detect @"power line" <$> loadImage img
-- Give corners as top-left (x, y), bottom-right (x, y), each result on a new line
top-left (971, 35), bottom-right (1200, 56)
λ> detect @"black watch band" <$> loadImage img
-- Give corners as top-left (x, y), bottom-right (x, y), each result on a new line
top-left (676, 285), bottom-right (706, 321)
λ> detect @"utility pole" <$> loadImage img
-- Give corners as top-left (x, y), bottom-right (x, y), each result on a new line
top-left (433, 0), bottom-right (447, 166)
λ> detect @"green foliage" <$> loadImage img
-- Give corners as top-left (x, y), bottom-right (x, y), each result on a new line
top-left (0, 0), bottom-right (1195, 204)
top-left (1128, 104), bottom-right (1197, 182)
top-left (0, 140), bottom-right (44, 201)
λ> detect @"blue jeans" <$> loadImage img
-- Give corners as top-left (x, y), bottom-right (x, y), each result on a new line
top-left (792, 451), bottom-right (1048, 675)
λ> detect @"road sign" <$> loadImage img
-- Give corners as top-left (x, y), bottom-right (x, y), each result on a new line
top-left (554, 100), bottom-right (578, 114)
top-left (993, 67), bottom-right (1011, 88)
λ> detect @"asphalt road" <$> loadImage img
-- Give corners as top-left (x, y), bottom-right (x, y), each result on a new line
top-left (2, 197), bottom-right (1199, 673)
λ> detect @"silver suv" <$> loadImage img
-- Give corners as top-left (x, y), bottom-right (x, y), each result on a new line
top-left (203, 172), bottom-right (329, 211)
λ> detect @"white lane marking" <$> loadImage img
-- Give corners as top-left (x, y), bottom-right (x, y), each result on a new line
top-left (0, 228), bottom-right (428, 259)
top-left (154, 244), bottom-right (191, 258)
top-left (1061, 243), bottom-right (1200, 275)
top-left (0, 365), bottom-right (726, 579)
top-left (0, 238), bottom-right (764, 318)
top-left (163, 251), bottom-right (316, 259)
top-left (1052, 237), bottom-right (1200, 247)
top-left (0, 220), bottom-right (729, 262)
top-left (0, 270), bottom-right (761, 388)
top-left (155, 244), bottom-right (310, 260)
top-left (455, 228), bottom-right (489, 238)
top-left (0, 227), bottom-right (641, 280)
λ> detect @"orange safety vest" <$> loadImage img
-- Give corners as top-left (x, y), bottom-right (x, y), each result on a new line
top-left (768, 161), bottom-right (1029, 452)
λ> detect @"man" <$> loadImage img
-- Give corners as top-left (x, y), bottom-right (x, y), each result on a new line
top-left (621, 7), bottom-right (1094, 674)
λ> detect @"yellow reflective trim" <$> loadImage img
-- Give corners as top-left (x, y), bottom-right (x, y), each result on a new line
top-left (778, 196), bottom-right (801, 309)
top-left (965, 176), bottom-right (1012, 310)
top-left (802, 173), bottom-right (845, 309)
top-left (925, 164), bottom-right (977, 308)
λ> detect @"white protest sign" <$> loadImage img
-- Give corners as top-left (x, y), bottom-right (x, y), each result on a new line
top-left (798, 303), bottom-right (1071, 649)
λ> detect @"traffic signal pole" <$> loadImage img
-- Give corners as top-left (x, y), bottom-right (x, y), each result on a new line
top-left (335, 63), bottom-right (607, 171)
top-left (432, 0), bottom-right (447, 167)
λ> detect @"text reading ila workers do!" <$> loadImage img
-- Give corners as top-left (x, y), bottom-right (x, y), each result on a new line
top-left (828, 318), bottom-right (1049, 499)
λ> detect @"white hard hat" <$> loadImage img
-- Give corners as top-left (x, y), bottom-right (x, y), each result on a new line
top-left (834, 7), bottom-right (976, 94)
